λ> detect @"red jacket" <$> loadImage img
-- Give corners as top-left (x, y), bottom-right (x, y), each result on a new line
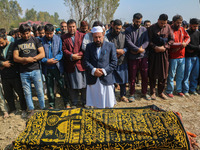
top-left (62, 31), bottom-right (85, 73)
top-left (169, 26), bottom-right (190, 59)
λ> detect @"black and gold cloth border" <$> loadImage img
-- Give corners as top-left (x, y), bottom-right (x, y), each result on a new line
top-left (14, 105), bottom-right (190, 150)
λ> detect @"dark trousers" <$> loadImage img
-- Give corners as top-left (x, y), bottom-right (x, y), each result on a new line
top-left (119, 84), bottom-right (126, 97)
top-left (46, 68), bottom-right (69, 107)
top-left (149, 78), bottom-right (166, 95)
top-left (1, 77), bottom-right (27, 112)
top-left (128, 58), bottom-right (148, 95)
top-left (69, 88), bottom-right (86, 106)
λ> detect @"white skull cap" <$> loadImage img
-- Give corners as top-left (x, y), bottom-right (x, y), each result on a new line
top-left (91, 26), bottom-right (103, 33)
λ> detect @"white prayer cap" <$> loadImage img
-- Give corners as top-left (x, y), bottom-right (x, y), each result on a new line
top-left (91, 26), bottom-right (103, 33)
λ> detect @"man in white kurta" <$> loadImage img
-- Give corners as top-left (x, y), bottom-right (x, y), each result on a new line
top-left (84, 26), bottom-right (118, 108)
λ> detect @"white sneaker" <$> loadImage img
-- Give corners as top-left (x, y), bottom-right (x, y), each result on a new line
top-left (21, 111), bottom-right (27, 118)
top-left (184, 93), bottom-right (190, 97)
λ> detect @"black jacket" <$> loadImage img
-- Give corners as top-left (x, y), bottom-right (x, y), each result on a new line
top-left (0, 42), bottom-right (20, 79)
top-left (186, 29), bottom-right (200, 57)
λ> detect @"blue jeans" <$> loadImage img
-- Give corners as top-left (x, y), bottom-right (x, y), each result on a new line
top-left (182, 57), bottom-right (199, 93)
top-left (20, 70), bottom-right (45, 110)
top-left (166, 58), bottom-right (185, 93)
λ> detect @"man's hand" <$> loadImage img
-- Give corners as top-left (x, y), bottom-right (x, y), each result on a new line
top-left (137, 46), bottom-right (145, 53)
top-left (94, 68), bottom-right (104, 77)
top-left (116, 49), bottom-right (125, 57)
top-left (182, 42), bottom-right (187, 48)
top-left (26, 57), bottom-right (37, 63)
top-left (130, 46), bottom-right (144, 55)
top-left (2, 61), bottom-right (12, 68)
top-left (72, 53), bottom-right (82, 61)
top-left (22, 57), bottom-right (37, 65)
top-left (47, 58), bottom-right (58, 65)
top-left (154, 46), bottom-right (166, 53)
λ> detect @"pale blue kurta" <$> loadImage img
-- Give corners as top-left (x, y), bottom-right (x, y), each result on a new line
top-left (113, 62), bottom-right (128, 84)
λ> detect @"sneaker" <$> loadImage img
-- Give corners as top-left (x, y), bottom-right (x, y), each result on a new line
top-left (21, 111), bottom-right (27, 118)
top-left (177, 92), bottom-right (185, 97)
top-left (190, 91), bottom-right (198, 96)
top-left (166, 93), bottom-right (174, 98)
top-left (27, 110), bottom-right (35, 119)
top-left (184, 93), bottom-right (190, 97)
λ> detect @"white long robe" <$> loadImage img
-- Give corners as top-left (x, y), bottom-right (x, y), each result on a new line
top-left (86, 78), bottom-right (116, 108)
top-left (86, 47), bottom-right (116, 108)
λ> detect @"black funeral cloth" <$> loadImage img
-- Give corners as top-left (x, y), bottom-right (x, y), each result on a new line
top-left (14, 105), bottom-right (190, 150)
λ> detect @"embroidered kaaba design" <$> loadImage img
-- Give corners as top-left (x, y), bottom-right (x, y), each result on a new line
top-left (13, 105), bottom-right (190, 150)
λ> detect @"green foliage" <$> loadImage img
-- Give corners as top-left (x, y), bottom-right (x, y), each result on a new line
top-left (0, 0), bottom-right (22, 31)
top-left (25, 9), bottom-right (63, 27)
top-left (0, 0), bottom-right (119, 31)
top-left (0, 0), bottom-right (63, 31)
top-left (25, 8), bottom-right (37, 21)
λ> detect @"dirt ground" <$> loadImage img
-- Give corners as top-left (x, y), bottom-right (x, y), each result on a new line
top-left (0, 87), bottom-right (200, 149)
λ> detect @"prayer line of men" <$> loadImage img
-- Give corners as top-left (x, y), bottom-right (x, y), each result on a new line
top-left (0, 13), bottom-right (199, 119)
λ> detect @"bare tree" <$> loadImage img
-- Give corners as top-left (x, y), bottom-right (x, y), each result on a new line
top-left (64, 0), bottom-right (119, 26)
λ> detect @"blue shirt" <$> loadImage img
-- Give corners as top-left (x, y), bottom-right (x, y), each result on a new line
top-left (41, 38), bottom-right (63, 69)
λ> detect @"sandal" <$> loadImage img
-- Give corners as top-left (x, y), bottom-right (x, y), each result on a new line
top-left (159, 93), bottom-right (168, 100)
top-left (128, 96), bottom-right (135, 102)
top-left (120, 96), bottom-right (129, 102)
top-left (151, 93), bottom-right (157, 100)
top-left (143, 94), bottom-right (151, 101)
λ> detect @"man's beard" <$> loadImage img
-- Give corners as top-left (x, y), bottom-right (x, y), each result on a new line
top-left (173, 25), bottom-right (180, 30)
top-left (113, 31), bottom-right (120, 36)
top-left (0, 43), bottom-right (7, 50)
top-left (134, 24), bottom-right (140, 28)
top-left (191, 28), bottom-right (198, 32)
top-left (47, 37), bottom-right (52, 41)
top-left (95, 41), bottom-right (102, 47)
top-left (62, 30), bottom-right (67, 34)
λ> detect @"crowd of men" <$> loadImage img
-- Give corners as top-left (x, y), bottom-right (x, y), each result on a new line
top-left (0, 12), bottom-right (200, 119)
